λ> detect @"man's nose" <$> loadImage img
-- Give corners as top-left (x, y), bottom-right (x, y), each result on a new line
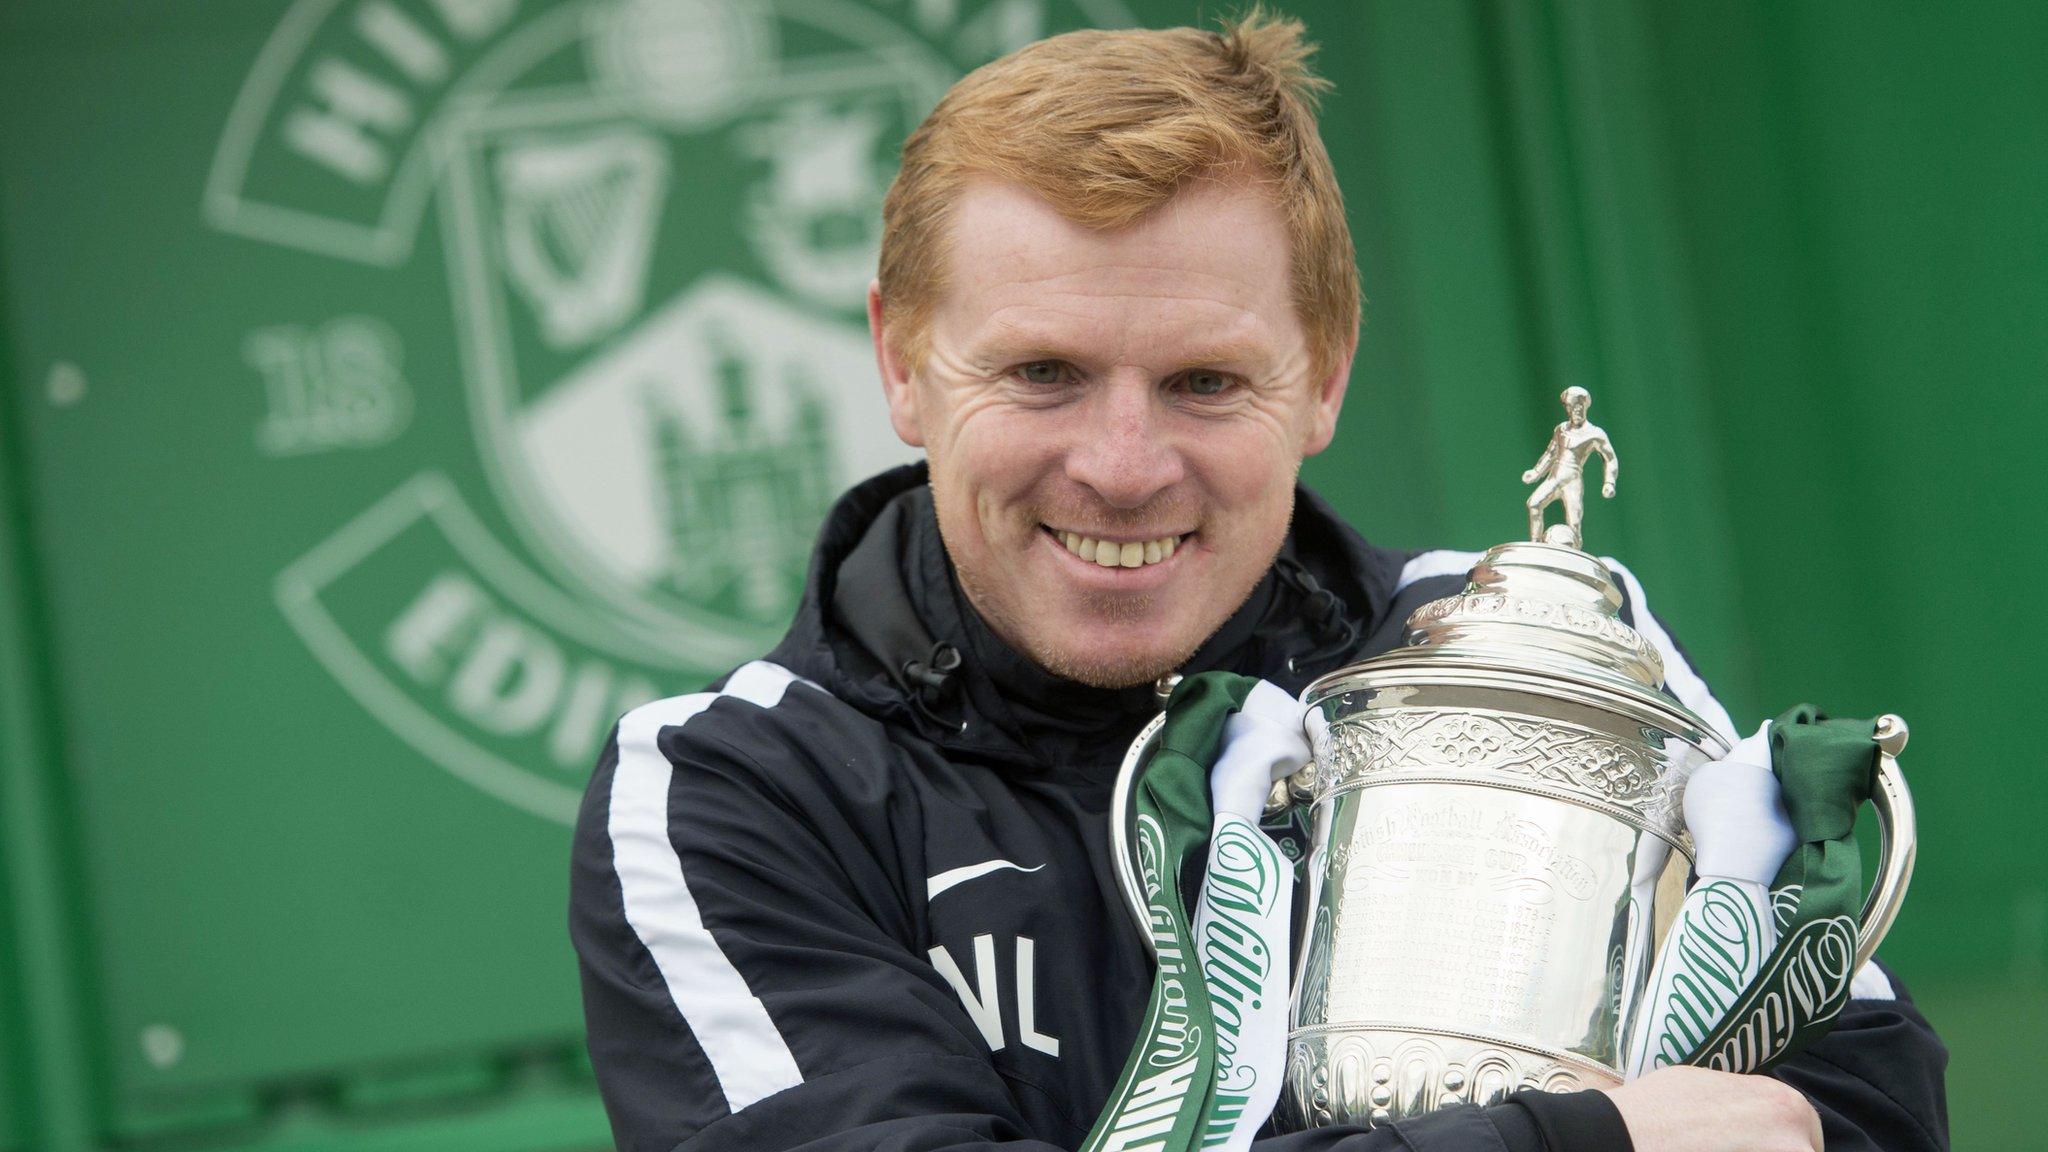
top-left (1064, 375), bottom-right (1185, 509)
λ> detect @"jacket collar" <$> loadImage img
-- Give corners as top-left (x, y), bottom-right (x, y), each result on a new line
top-left (769, 464), bottom-right (1411, 777)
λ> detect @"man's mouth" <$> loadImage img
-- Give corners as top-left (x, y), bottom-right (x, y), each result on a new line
top-left (1046, 527), bottom-right (1190, 569)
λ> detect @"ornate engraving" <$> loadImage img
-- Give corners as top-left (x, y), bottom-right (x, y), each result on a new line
top-left (1315, 711), bottom-right (1684, 826)
top-left (1409, 591), bottom-right (1666, 677)
top-left (1280, 1029), bottom-right (1597, 1129)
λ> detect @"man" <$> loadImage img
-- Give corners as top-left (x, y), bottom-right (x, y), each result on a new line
top-left (571, 13), bottom-right (1947, 1152)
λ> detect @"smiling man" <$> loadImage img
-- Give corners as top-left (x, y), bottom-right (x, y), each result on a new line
top-left (886, 175), bottom-right (1334, 690)
top-left (571, 13), bottom-right (1947, 1152)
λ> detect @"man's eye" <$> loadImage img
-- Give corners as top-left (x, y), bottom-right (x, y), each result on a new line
top-left (1183, 370), bottom-right (1232, 396)
top-left (1017, 361), bottom-right (1069, 386)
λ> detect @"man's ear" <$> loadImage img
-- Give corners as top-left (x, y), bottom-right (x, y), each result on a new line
top-left (868, 279), bottom-right (923, 448)
top-left (1301, 328), bottom-right (1357, 457)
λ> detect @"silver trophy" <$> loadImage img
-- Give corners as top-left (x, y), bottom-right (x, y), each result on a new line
top-left (1112, 388), bottom-right (1916, 1128)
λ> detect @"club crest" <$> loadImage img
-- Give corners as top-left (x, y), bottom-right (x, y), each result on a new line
top-left (209, 0), bottom-right (1131, 820)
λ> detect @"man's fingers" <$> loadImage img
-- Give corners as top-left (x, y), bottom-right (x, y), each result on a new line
top-left (1764, 1077), bottom-right (1823, 1152)
top-left (1603, 1066), bottom-right (1827, 1152)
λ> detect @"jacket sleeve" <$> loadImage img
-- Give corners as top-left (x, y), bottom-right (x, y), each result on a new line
top-left (569, 678), bottom-right (1612, 1152)
top-left (1609, 563), bottom-right (1952, 1150)
top-left (1773, 963), bottom-right (1950, 1152)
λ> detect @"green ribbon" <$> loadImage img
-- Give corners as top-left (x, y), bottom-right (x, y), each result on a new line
top-left (1683, 704), bottom-right (1881, 1073)
top-left (1082, 673), bottom-right (1256, 1152)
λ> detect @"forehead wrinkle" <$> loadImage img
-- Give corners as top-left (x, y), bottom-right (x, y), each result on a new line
top-left (939, 182), bottom-right (1303, 375)
top-left (994, 261), bottom-right (1280, 309)
top-left (946, 179), bottom-right (1294, 300)
top-left (982, 295), bottom-right (1263, 333)
top-left (979, 277), bottom-right (1273, 332)
top-left (975, 298), bottom-right (1271, 346)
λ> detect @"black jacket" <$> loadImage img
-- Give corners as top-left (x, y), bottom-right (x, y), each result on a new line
top-left (572, 464), bottom-right (1949, 1152)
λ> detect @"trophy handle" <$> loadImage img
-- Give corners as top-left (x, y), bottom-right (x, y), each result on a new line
top-left (1110, 713), bottom-right (1168, 959)
top-left (1263, 759), bottom-right (1318, 998)
top-left (1113, 714), bottom-right (1318, 964)
top-left (1855, 715), bottom-right (1916, 969)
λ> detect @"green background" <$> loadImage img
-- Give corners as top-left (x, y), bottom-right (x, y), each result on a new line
top-left (1, 1), bottom-right (2039, 1149)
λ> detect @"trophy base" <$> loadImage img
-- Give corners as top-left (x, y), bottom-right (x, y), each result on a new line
top-left (1277, 1026), bottom-right (1619, 1129)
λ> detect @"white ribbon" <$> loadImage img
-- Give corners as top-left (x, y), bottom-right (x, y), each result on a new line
top-left (1627, 721), bottom-right (1797, 1077)
top-left (1193, 680), bottom-right (1307, 1150)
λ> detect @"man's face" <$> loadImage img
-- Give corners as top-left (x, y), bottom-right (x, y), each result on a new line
top-left (868, 178), bottom-right (1352, 688)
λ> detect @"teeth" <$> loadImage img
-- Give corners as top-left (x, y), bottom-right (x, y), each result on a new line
top-left (1054, 530), bottom-right (1187, 569)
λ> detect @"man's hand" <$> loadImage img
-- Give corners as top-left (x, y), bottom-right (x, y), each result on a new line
top-left (1521, 468), bottom-right (1542, 484)
top-left (1602, 480), bottom-right (1617, 498)
top-left (1601, 1066), bottom-right (1821, 1152)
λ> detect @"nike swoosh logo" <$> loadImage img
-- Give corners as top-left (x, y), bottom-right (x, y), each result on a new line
top-left (926, 859), bottom-right (1045, 902)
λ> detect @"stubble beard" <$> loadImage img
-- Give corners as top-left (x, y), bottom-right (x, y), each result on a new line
top-left (954, 552), bottom-right (1278, 691)
top-left (959, 566), bottom-right (1198, 688)
top-left (1030, 585), bottom-right (1187, 689)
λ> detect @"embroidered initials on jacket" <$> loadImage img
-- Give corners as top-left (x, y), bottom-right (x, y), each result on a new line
top-left (928, 934), bottom-right (1061, 1057)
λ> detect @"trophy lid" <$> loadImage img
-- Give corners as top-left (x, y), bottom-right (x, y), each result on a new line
top-left (1402, 540), bottom-right (1666, 693)
top-left (1371, 388), bottom-right (1680, 706)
